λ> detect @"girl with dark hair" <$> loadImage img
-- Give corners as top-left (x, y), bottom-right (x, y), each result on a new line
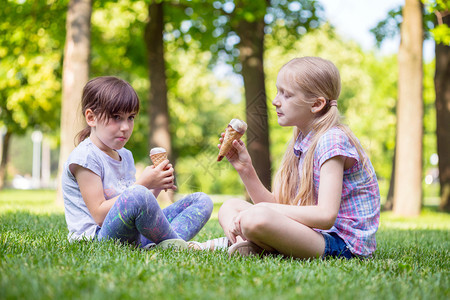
top-left (62, 76), bottom-right (213, 250)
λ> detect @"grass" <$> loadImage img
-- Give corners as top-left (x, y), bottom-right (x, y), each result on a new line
top-left (1, 190), bottom-right (449, 300)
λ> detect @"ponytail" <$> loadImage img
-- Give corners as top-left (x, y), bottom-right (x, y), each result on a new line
top-left (75, 126), bottom-right (91, 146)
top-left (274, 106), bottom-right (368, 206)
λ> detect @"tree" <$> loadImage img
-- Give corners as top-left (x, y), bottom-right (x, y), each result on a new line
top-left (0, 131), bottom-right (11, 189)
top-left (393, 0), bottom-right (424, 216)
top-left (145, 1), bottom-right (172, 161)
top-left (232, 1), bottom-right (272, 189)
top-left (56, 0), bottom-right (92, 204)
top-left (0, 0), bottom-right (66, 188)
top-left (378, 1), bottom-right (450, 213)
top-left (87, 0), bottom-right (149, 161)
top-left (433, 5), bottom-right (450, 211)
top-left (177, 0), bottom-right (323, 190)
top-left (144, 1), bottom-right (174, 202)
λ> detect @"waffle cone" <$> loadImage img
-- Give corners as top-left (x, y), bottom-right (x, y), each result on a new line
top-left (217, 125), bottom-right (244, 161)
top-left (150, 152), bottom-right (168, 166)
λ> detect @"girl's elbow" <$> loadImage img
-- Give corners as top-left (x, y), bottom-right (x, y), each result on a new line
top-left (92, 214), bottom-right (104, 227)
top-left (321, 222), bottom-right (335, 230)
top-left (320, 211), bottom-right (338, 230)
top-left (95, 219), bottom-right (103, 227)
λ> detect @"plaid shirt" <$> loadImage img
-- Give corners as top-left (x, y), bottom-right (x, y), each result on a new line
top-left (294, 127), bottom-right (380, 257)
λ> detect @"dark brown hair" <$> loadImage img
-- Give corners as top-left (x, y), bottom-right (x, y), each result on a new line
top-left (76, 76), bottom-right (140, 144)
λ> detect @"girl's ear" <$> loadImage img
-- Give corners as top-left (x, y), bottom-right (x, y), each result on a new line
top-left (85, 109), bottom-right (96, 127)
top-left (311, 97), bottom-right (327, 113)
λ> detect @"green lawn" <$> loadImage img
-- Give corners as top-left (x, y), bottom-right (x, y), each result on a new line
top-left (1, 190), bottom-right (449, 300)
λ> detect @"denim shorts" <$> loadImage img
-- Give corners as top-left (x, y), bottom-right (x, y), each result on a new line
top-left (321, 232), bottom-right (354, 259)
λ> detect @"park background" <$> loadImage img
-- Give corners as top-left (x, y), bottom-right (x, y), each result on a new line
top-left (0, 1), bottom-right (448, 214)
top-left (1, 0), bottom-right (449, 215)
top-left (0, 1), bottom-right (449, 299)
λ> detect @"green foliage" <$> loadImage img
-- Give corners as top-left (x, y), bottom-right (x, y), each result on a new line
top-left (371, 0), bottom-right (450, 46)
top-left (164, 0), bottom-right (324, 69)
top-left (0, 0), bottom-right (67, 135)
top-left (370, 5), bottom-right (403, 47)
top-left (424, 0), bottom-right (450, 44)
top-left (431, 23), bottom-right (450, 44)
top-left (0, 0), bottom-right (441, 199)
top-left (165, 46), bottom-right (245, 194)
top-left (90, 0), bottom-right (150, 159)
top-left (0, 190), bottom-right (449, 299)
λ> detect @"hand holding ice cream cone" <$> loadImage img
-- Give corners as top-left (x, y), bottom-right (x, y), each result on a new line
top-left (217, 119), bottom-right (247, 162)
top-left (149, 147), bottom-right (172, 191)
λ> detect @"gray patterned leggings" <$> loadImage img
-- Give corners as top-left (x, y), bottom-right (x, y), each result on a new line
top-left (96, 185), bottom-right (213, 247)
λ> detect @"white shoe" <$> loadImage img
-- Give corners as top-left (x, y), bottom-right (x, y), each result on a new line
top-left (157, 238), bottom-right (188, 250)
top-left (188, 237), bottom-right (230, 251)
top-left (228, 241), bottom-right (272, 257)
top-left (142, 242), bottom-right (156, 249)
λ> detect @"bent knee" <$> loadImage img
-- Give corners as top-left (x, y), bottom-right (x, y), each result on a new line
top-left (119, 185), bottom-right (158, 209)
top-left (218, 198), bottom-right (248, 219)
top-left (240, 206), bottom-right (274, 238)
top-left (193, 192), bottom-right (214, 214)
top-left (219, 198), bottom-right (248, 212)
top-left (125, 184), bottom-right (147, 196)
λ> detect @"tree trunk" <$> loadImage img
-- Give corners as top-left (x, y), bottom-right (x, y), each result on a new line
top-left (145, 1), bottom-right (173, 203)
top-left (384, 148), bottom-right (395, 211)
top-left (56, 0), bottom-right (92, 205)
top-left (0, 131), bottom-right (12, 189)
top-left (435, 11), bottom-right (450, 212)
top-left (393, 0), bottom-right (423, 216)
top-left (235, 16), bottom-right (272, 191)
top-left (145, 2), bottom-right (171, 160)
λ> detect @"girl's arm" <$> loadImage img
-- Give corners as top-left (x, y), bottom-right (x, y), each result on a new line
top-left (71, 164), bottom-right (118, 226)
top-left (135, 160), bottom-right (175, 190)
top-left (71, 160), bottom-right (175, 226)
top-left (222, 138), bottom-right (276, 204)
top-left (256, 156), bottom-right (344, 230)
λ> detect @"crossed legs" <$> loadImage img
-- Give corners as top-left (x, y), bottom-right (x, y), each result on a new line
top-left (97, 185), bottom-right (213, 247)
top-left (218, 198), bottom-right (325, 259)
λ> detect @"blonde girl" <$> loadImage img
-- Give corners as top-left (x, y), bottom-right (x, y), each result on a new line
top-left (219, 57), bottom-right (380, 259)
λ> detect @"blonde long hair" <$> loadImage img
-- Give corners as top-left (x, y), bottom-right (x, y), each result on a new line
top-left (273, 57), bottom-right (365, 206)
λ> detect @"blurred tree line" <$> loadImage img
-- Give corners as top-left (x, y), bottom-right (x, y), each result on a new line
top-left (0, 0), bottom-right (448, 214)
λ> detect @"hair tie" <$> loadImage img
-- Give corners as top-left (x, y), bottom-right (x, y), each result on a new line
top-left (329, 100), bottom-right (338, 107)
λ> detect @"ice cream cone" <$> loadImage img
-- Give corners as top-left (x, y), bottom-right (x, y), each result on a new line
top-left (150, 147), bottom-right (169, 192)
top-left (218, 119), bottom-right (247, 161)
top-left (150, 152), bottom-right (167, 166)
top-left (150, 147), bottom-right (167, 166)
